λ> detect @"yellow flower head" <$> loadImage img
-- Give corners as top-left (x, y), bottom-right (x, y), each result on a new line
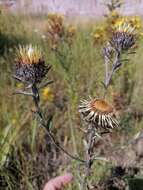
top-left (111, 10), bottom-right (119, 18)
top-left (12, 118), bottom-right (17, 125)
top-left (42, 87), bottom-right (54, 102)
top-left (130, 16), bottom-right (141, 29)
top-left (92, 26), bottom-right (106, 44)
top-left (93, 33), bottom-right (101, 39)
top-left (16, 44), bottom-right (43, 64)
top-left (16, 83), bottom-right (24, 89)
top-left (67, 24), bottom-right (76, 37)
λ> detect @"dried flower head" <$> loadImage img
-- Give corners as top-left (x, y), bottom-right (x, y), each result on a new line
top-left (14, 44), bottom-right (50, 84)
top-left (48, 13), bottom-right (64, 26)
top-left (46, 13), bottom-right (65, 50)
top-left (47, 13), bottom-right (76, 49)
top-left (79, 98), bottom-right (119, 130)
top-left (111, 19), bottom-right (137, 51)
top-left (47, 13), bottom-right (64, 40)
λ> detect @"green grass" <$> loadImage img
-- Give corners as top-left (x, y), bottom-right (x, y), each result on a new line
top-left (0, 10), bottom-right (143, 190)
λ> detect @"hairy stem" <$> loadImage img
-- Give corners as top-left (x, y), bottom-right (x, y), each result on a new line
top-left (104, 48), bottom-right (121, 97)
top-left (31, 83), bottom-right (85, 163)
top-left (81, 128), bottom-right (95, 190)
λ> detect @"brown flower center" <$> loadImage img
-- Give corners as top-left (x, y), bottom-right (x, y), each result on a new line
top-left (90, 99), bottom-right (113, 113)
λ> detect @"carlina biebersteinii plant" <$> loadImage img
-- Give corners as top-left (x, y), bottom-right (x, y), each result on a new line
top-left (78, 19), bottom-right (138, 190)
top-left (13, 44), bottom-right (85, 168)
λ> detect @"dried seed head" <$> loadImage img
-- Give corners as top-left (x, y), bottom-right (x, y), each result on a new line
top-left (47, 13), bottom-right (64, 40)
top-left (111, 21), bottom-right (136, 51)
top-left (79, 98), bottom-right (119, 131)
top-left (14, 44), bottom-right (51, 84)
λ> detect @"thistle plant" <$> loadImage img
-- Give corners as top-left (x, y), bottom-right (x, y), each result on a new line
top-left (78, 18), bottom-right (138, 189)
top-left (14, 44), bottom-right (53, 131)
top-left (13, 44), bottom-right (84, 166)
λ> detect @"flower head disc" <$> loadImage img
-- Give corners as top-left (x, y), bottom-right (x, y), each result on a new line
top-left (90, 99), bottom-right (113, 113)
top-left (14, 44), bottom-right (51, 84)
top-left (79, 98), bottom-right (119, 130)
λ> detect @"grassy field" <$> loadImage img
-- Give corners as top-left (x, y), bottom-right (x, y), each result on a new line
top-left (1, 8), bottom-right (143, 190)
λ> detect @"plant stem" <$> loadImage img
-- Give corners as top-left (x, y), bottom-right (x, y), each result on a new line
top-left (81, 127), bottom-right (95, 190)
top-left (31, 83), bottom-right (85, 163)
top-left (104, 48), bottom-right (121, 97)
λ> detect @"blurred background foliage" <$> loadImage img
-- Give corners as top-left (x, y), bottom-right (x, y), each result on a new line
top-left (1, 1), bottom-right (143, 189)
